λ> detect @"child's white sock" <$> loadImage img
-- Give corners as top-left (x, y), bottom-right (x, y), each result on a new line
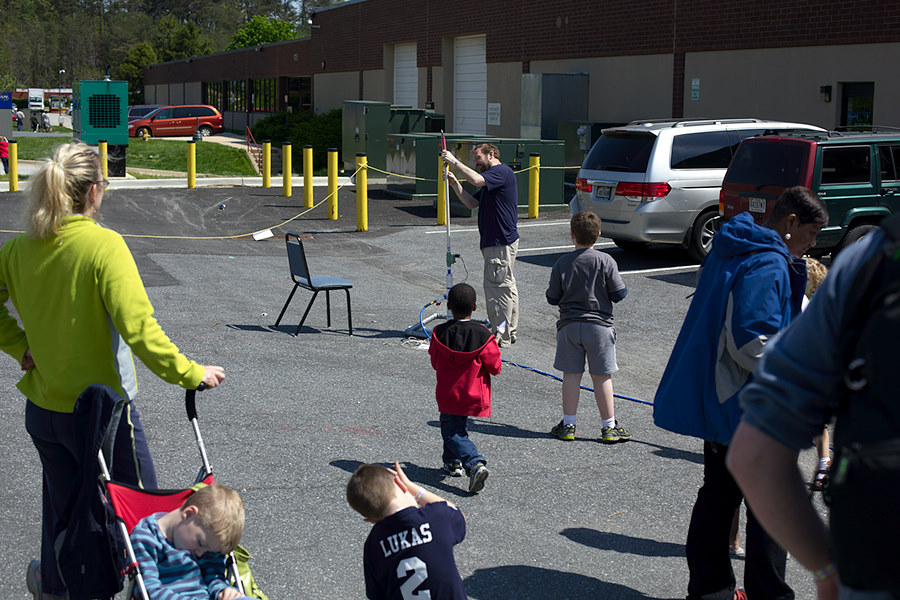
top-left (601, 417), bottom-right (616, 429)
top-left (563, 414), bottom-right (576, 427)
top-left (818, 457), bottom-right (831, 471)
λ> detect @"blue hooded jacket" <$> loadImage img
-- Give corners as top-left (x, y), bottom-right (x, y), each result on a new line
top-left (653, 212), bottom-right (807, 444)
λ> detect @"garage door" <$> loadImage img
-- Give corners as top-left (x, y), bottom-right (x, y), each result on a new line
top-left (453, 35), bottom-right (486, 134)
top-left (393, 43), bottom-right (418, 107)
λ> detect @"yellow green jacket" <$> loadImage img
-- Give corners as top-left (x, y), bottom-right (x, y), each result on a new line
top-left (0, 216), bottom-right (204, 412)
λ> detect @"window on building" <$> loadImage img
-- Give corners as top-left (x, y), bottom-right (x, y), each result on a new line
top-left (227, 80), bottom-right (247, 112)
top-left (204, 82), bottom-right (223, 112)
top-left (252, 78), bottom-right (277, 112)
top-left (840, 82), bottom-right (874, 130)
top-left (287, 77), bottom-right (312, 113)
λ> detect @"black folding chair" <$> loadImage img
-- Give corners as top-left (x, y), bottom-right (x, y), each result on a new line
top-left (274, 232), bottom-right (354, 336)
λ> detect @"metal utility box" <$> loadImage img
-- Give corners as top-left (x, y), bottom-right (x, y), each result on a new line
top-left (389, 108), bottom-right (446, 134)
top-left (342, 100), bottom-right (391, 174)
top-left (556, 121), bottom-right (620, 187)
top-left (488, 138), bottom-right (565, 210)
top-left (520, 73), bottom-right (589, 140)
top-left (386, 133), bottom-right (476, 208)
top-left (73, 80), bottom-right (129, 146)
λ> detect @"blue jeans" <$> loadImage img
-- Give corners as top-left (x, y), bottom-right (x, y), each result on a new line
top-left (25, 400), bottom-right (156, 596)
top-left (439, 413), bottom-right (485, 472)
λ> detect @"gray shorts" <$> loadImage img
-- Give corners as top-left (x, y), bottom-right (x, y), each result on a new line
top-left (554, 321), bottom-right (618, 375)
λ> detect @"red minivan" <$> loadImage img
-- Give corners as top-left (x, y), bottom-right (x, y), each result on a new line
top-left (128, 105), bottom-right (224, 137)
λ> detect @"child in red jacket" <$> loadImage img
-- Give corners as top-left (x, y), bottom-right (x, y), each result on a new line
top-left (428, 283), bottom-right (502, 494)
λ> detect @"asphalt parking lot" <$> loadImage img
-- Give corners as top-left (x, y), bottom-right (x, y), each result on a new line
top-left (0, 183), bottom-right (825, 599)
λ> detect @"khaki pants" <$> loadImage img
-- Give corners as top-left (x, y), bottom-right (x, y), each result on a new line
top-left (482, 240), bottom-right (519, 345)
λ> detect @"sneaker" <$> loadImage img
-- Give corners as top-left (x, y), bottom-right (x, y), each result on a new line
top-left (601, 422), bottom-right (632, 444)
top-left (442, 462), bottom-right (464, 477)
top-left (26, 560), bottom-right (40, 600)
top-left (810, 466), bottom-right (831, 491)
top-left (550, 420), bottom-right (576, 441)
top-left (733, 591), bottom-right (748, 600)
top-left (730, 545), bottom-right (746, 557)
top-left (468, 463), bottom-right (489, 493)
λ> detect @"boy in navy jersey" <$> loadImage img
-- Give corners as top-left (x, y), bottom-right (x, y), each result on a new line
top-left (347, 462), bottom-right (467, 600)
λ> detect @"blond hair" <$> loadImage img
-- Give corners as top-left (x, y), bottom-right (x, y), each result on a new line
top-left (346, 464), bottom-right (396, 521)
top-left (183, 483), bottom-right (245, 554)
top-left (805, 256), bottom-right (829, 298)
top-left (26, 142), bottom-right (100, 240)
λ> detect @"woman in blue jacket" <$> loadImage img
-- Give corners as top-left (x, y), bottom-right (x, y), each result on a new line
top-left (654, 186), bottom-right (828, 600)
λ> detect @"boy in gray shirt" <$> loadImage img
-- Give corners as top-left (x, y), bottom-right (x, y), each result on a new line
top-left (546, 211), bottom-right (631, 444)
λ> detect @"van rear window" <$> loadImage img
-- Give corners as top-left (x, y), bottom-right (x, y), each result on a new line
top-left (725, 142), bottom-right (807, 187)
top-left (582, 133), bottom-right (654, 173)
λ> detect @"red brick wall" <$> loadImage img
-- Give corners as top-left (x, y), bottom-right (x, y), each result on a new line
top-left (146, 0), bottom-right (900, 85)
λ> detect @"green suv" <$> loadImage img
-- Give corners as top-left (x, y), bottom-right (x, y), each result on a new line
top-left (720, 130), bottom-right (900, 254)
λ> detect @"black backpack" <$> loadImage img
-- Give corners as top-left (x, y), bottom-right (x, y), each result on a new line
top-left (826, 215), bottom-right (900, 594)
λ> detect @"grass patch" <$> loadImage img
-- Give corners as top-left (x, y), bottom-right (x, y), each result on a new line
top-left (127, 139), bottom-right (256, 176)
top-left (7, 135), bottom-right (257, 177)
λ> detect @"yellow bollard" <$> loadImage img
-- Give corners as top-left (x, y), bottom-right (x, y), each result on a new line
top-left (187, 141), bottom-right (196, 189)
top-left (328, 148), bottom-right (338, 220)
top-left (8, 140), bottom-right (17, 192)
top-left (99, 140), bottom-right (108, 181)
top-left (356, 153), bottom-right (368, 232)
top-left (262, 140), bottom-right (271, 188)
top-left (437, 155), bottom-right (447, 226)
top-left (303, 144), bottom-right (313, 208)
top-left (528, 153), bottom-right (540, 219)
top-left (283, 142), bottom-right (292, 197)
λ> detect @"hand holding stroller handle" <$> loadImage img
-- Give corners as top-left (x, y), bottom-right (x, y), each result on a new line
top-left (185, 383), bottom-right (206, 421)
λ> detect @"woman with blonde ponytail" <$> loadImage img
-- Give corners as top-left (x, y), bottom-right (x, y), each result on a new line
top-left (0, 142), bottom-right (225, 600)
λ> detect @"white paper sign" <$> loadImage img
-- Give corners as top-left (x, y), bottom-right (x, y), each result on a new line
top-left (487, 103), bottom-right (501, 126)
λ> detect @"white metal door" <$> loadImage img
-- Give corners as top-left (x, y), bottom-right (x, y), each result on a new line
top-left (393, 43), bottom-right (418, 107)
top-left (453, 35), bottom-right (486, 134)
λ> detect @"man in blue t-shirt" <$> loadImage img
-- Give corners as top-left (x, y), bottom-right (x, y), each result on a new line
top-left (442, 143), bottom-right (519, 347)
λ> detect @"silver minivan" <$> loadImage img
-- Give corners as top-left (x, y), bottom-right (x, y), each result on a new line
top-left (569, 118), bottom-right (825, 260)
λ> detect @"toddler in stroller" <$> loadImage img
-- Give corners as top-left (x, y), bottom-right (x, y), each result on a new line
top-left (128, 483), bottom-right (250, 600)
top-left (101, 387), bottom-right (260, 600)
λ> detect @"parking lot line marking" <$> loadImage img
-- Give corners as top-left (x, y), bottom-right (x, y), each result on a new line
top-left (517, 242), bottom-right (615, 253)
top-left (425, 220), bottom-right (570, 234)
top-left (621, 265), bottom-right (700, 276)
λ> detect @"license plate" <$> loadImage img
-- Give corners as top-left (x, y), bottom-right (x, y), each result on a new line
top-left (593, 184), bottom-right (614, 201)
top-left (749, 197), bottom-right (767, 213)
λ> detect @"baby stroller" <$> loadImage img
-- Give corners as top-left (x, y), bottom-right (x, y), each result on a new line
top-left (98, 385), bottom-right (247, 600)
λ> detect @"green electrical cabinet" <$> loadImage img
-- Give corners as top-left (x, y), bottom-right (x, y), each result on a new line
top-left (73, 80), bottom-right (129, 146)
top-left (449, 138), bottom-right (565, 216)
top-left (342, 100), bottom-right (391, 174)
top-left (386, 133), bottom-right (478, 215)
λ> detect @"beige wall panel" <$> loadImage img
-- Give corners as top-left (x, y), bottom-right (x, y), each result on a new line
top-left (185, 82), bottom-right (202, 104)
top-left (486, 62), bottom-right (521, 137)
top-left (314, 72), bottom-right (360, 113)
top-left (531, 55), bottom-right (672, 122)
top-left (684, 43), bottom-right (900, 128)
top-left (170, 85), bottom-right (184, 104)
top-left (363, 70), bottom-right (385, 102)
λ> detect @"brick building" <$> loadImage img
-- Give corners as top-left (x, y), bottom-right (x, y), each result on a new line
top-left (143, 0), bottom-right (900, 135)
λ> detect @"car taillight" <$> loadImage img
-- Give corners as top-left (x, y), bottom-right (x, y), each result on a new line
top-left (576, 178), bottom-right (591, 193)
top-left (719, 189), bottom-right (725, 215)
top-left (615, 182), bottom-right (671, 199)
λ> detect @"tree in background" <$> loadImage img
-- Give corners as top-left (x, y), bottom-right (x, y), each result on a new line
top-left (227, 15), bottom-right (296, 50)
top-left (116, 42), bottom-right (158, 104)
